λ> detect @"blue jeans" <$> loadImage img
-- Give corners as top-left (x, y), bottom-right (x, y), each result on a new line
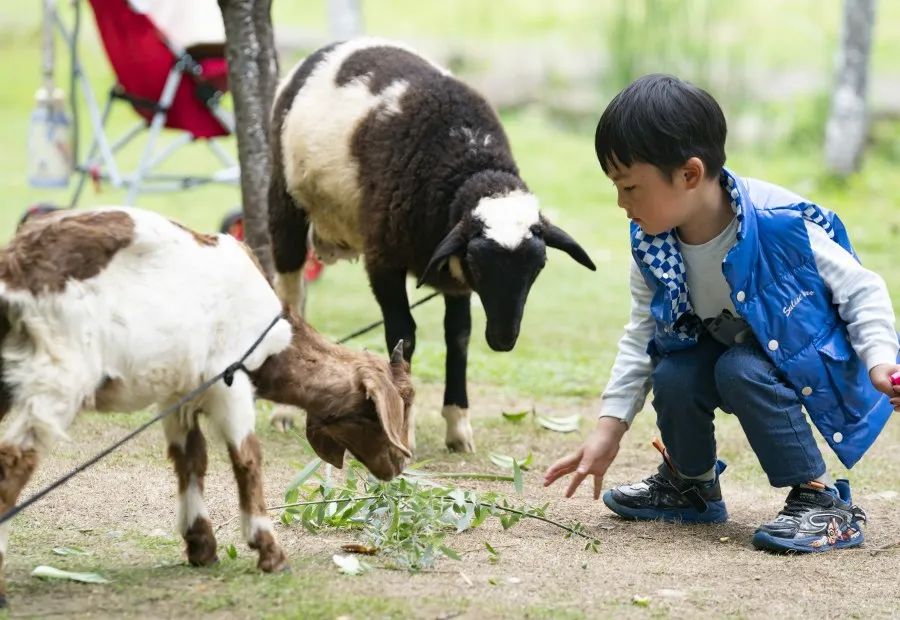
top-left (651, 334), bottom-right (826, 487)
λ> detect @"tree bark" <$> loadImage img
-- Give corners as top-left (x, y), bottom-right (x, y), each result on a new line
top-left (218, 0), bottom-right (279, 276)
top-left (825, 0), bottom-right (877, 176)
top-left (327, 0), bottom-right (364, 39)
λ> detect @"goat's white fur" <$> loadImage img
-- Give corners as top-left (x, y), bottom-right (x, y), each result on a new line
top-left (0, 207), bottom-right (292, 454)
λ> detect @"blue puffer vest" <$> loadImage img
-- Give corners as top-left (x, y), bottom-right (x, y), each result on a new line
top-left (631, 168), bottom-right (895, 468)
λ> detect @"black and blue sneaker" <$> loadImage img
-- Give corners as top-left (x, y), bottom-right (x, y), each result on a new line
top-left (752, 479), bottom-right (866, 553)
top-left (602, 456), bottom-right (729, 524)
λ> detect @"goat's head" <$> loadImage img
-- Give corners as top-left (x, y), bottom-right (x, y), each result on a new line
top-left (305, 341), bottom-right (414, 480)
top-left (419, 191), bottom-right (596, 351)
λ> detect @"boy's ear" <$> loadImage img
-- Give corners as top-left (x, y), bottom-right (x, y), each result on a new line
top-left (681, 157), bottom-right (705, 189)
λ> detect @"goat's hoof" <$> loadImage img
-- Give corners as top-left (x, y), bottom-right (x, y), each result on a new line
top-left (257, 549), bottom-right (289, 573)
top-left (270, 410), bottom-right (296, 433)
top-left (188, 554), bottom-right (220, 567)
top-left (0, 594), bottom-right (7, 608)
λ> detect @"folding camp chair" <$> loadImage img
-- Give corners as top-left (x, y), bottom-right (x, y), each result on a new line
top-left (59, 0), bottom-right (238, 206)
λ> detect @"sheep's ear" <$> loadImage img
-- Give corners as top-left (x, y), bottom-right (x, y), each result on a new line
top-left (306, 423), bottom-right (346, 468)
top-left (540, 217), bottom-right (596, 271)
top-left (418, 223), bottom-right (467, 288)
top-left (360, 368), bottom-right (412, 458)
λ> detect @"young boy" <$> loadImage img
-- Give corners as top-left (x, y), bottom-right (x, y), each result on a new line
top-left (543, 74), bottom-right (900, 552)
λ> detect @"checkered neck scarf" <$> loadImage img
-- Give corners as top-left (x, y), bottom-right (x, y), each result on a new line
top-left (631, 169), bottom-right (835, 337)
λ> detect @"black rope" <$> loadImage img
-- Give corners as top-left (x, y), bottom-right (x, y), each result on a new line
top-left (0, 312), bottom-right (284, 526)
top-left (336, 291), bottom-right (440, 345)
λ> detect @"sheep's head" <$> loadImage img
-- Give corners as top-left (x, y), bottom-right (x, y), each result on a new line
top-left (305, 341), bottom-right (414, 480)
top-left (419, 191), bottom-right (596, 351)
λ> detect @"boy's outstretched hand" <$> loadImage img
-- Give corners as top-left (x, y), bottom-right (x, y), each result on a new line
top-left (869, 363), bottom-right (900, 410)
top-left (543, 416), bottom-right (627, 499)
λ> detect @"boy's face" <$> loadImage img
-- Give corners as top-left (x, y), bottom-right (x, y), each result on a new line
top-left (607, 161), bottom-right (690, 235)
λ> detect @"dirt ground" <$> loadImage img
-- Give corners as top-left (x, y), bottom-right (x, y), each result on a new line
top-left (3, 382), bottom-right (899, 619)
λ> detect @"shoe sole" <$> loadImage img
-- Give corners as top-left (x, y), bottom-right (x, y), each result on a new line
top-left (751, 528), bottom-right (865, 553)
top-left (602, 490), bottom-right (728, 524)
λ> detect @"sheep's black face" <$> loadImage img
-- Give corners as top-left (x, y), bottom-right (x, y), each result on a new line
top-left (465, 235), bottom-right (546, 352)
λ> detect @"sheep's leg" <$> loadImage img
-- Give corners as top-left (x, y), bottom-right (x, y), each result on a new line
top-left (443, 293), bottom-right (475, 453)
top-left (268, 164), bottom-right (310, 316)
top-left (165, 416), bottom-right (218, 566)
top-left (368, 266), bottom-right (417, 362)
top-left (0, 443), bottom-right (39, 607)
top-left (369, 266), bottom-right (418, 449)
top-left (207, 377), bottom-right (288, 573)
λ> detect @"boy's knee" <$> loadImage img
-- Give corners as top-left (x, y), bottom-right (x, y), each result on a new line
top-left (652, 357), bottom-right (703, 401)
top-left (713, 344), bottom-right (775, 400)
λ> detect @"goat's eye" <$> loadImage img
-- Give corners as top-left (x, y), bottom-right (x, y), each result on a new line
top-left (623, 185), bottom-right (636, 192)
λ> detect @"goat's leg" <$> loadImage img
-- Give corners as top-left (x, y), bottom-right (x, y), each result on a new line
top-left (207, 378), bottom-right (288, 572)
top-left (165, 415), bottom-right (218, 566)
top-left (0, 443), bottom-right (39, 607)
top-left (443, 293), bottom-right (475, 452)
top-left (269, 164), bottom-right (310, 315)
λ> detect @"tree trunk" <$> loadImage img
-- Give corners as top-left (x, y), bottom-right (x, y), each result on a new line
top-left (825, 0), bottom-right (877, 176)
top-left (327, 0), bottom-right (364, 39)
top-left (218, 0), bottom-right (279, 276)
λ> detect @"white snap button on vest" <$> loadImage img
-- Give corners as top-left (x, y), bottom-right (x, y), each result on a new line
top-left (801, 386), bottom-right (813, 397)
top-left (734, 332), bottom-right (745, 344)
top-left (736, 290), bottom-right (746, 302)
top-left (833, 432), bottom-right (843, 443)
top-left (767, 339), bottom-right (779, 351)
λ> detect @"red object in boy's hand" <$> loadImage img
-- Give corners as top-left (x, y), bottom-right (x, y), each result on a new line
top-left (890, 371), bottom-right (900, 386)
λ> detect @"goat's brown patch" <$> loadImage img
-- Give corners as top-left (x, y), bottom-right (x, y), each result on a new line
top-left (168, 220), bottom-right (219, 247)
top-left (184, 517), bottom-right (218, 566)
top-left (167, 427), bottom-right (208, 493)
top-left (226, 434), bottom-right (267, 516)
top-left (0, 444), bottom-right (38, 509)
top-left (0, 211), bottom-right (135, 295)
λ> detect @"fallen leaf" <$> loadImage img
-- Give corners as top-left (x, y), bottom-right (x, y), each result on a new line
top-left (536, 414), bottom-right (581, 433)
top-left (31, 565), bottom-right (110, 584)
top-left (719, 537), bottom-right (730, 543)
top-left (340, 543), bottom-right (378, 555)
top-left (458, 571), bottom-right (473, 586)
top-left (632, 595), bottom-right (651, 607)
top-left (501, 410), bottom-right (530, 422)
top-left (51, 547), bottom-right (90, 557)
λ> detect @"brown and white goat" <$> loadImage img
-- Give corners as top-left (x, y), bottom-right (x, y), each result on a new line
top-left (0, 207), bottom-right (413, 606)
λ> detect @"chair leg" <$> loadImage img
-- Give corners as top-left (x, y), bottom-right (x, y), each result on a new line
top-left (126, 66), bottom-right (184, 204)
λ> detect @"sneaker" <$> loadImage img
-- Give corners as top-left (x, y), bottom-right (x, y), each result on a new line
top-left (752, 479), bottom-right (866, 553)
top-left (602, 457), bottom-right (729, 524)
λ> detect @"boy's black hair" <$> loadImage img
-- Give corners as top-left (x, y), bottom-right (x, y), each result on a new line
top-left (595, 74), bottom-right (727, 180)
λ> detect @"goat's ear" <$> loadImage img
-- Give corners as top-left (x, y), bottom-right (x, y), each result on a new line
top-left (418, 223), bottom-right (467, 288)
top-left (540, 216), bottom-right (596, 271)
top-left (359, 368), bottom-right (412, 458)
top-left (306, 423), bottom-right (346, 468)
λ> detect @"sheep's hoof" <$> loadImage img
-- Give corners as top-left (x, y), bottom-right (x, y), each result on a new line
top-left (442, 405), bottom-right (475, 453)
top-left (269, 410), bottom-right (296, 433)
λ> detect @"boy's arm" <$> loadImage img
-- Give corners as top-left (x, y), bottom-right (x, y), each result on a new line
top-left (806, 221), bottom-right (899, 369)
top-left (599, 260), bottom-right (655, 426)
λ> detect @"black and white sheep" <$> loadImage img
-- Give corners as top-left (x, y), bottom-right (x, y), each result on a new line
top-left (0, 207), bottom-right (413, 606)
top-left (268, 38), bottom-right (596, 452)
